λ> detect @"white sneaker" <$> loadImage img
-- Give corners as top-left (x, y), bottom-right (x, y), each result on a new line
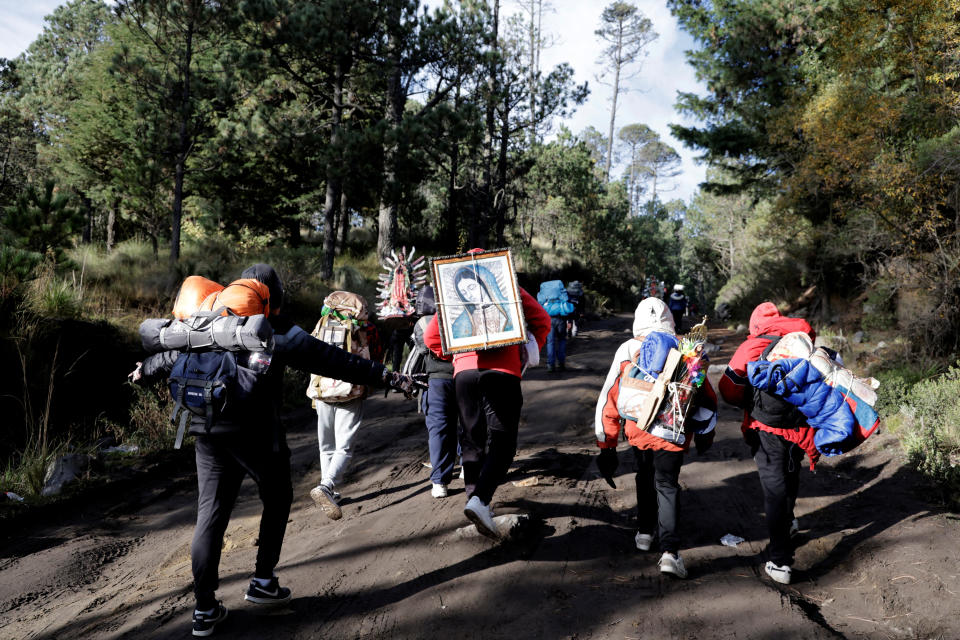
top-left (635, 532), bottom-right (653, 551)
top-left (310, 484), bottom-right (342, 520)
top-left (431, 483), bottom-right (448, 498)
top-left (458, 466), bottom-right (465, 480)
top-left (765, 561), bottom-right (792, 584)
top-left (789, 518), bottom-right (800, 537)
top-left (658, 552), bottom-right (688, 579)
top-left (463, 495), bottom-right (500, 539)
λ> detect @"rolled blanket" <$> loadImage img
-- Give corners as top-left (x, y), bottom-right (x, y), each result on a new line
top-left (140, 313), bottom-right (274, 353)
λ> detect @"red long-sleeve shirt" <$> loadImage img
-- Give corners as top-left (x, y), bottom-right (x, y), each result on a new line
top-left (423, 287), bottom-right (550, 377)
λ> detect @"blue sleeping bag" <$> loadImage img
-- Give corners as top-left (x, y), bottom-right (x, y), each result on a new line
top-left (747, 358), bottom-right (855, 456)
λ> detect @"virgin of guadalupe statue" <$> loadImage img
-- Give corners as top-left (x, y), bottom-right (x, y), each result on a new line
top-left (450, 265), bottom-right (514, 339)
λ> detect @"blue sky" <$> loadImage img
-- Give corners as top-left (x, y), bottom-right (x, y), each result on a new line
top-left (0, 0), bottom-right (707, 202)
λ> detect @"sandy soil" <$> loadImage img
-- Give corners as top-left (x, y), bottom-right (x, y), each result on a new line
top-left (3, 315), bottom-right (959, 639)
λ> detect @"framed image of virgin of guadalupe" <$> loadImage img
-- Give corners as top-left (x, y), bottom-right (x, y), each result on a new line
top-left (431, 249), bottom-right (527, 355)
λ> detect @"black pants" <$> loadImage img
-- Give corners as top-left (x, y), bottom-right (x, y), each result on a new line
top-left (193, 434), bottom-right (292, 610)
top-left (633, 447), bottom-right (684, 554)
top-left (455, 369), bottom-right (522, 505)
top-left (753, 430), bottom-right (804, 566)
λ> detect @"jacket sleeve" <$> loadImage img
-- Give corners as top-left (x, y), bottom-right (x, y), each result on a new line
top-left (423, 313), bottom-right (444, 357)
top-left (278, 325), bottom-right (388, 387)
top-left (521, 287), bottom-right (551, 349)
top-left (140, 350), bottom-right (180, 383)
top-left (719, 339), bottom-right (760, 409)
top-left (594, 341), bottom-right (632, 439)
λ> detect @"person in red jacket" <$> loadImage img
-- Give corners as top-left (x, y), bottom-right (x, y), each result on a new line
top-left (594, 297), bottom-right (718, 579)
top-left (424, 260), bottom-right (551, 539)
top-left (718, 301), bottom-right (817, 585)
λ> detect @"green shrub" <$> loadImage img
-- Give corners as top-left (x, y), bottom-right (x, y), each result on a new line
top-left (873, 364), bottom-right (940, 418)
top-left (896, 362), bottom-right (960, 508)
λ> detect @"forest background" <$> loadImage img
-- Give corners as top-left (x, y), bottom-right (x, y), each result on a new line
top-left (2, 0), bottom-right (960, 509)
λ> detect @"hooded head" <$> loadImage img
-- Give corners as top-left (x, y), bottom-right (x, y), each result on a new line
top-left (748, 301), bottom-right (815, 339)
top-left (633, 297), bottom-right (675, 337)
top-left (241, 263), bottom-right (284, 314)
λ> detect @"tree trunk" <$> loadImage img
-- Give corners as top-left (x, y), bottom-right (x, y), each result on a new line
top-left (170, 16), bottom-right (194, 266)
top-left (604, 21), bottom-right (623, 182)
top-left (339, 190), bottom-right (350, 249)
top-left (494, 108), bottom-right (510, 246)
top-left (477, 0), bottom-right (500, 248)
top-left (377, 7), bottom-right (405, 265)
top-left (322, 62), bottom-right (345, 280)
top-left (106, 198), bottom-right (117, 253)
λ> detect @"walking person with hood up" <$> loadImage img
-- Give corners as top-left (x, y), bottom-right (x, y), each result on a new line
top-left (593, 297), bottom-right (718, 579)
top-left (719, 301), bottom-right (816, 585)
top-left (130, 264), bottom-right (424, 637)
top-left (668, 284), bottom-right (687, 332)
top-left (423, 252), bottom-right (551, 539)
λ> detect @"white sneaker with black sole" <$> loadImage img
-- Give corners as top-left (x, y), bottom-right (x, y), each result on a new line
top-left (244, 577), bottom-right (292, 604)
top-left (635, 532), bottom-right (654, 551)
top-left (431, 483), bottom-right (448, 498)
top-left (658, 552), bottom-right (688, 579)
top-left (464, 495), bottom-right (500, 539)
top-left (310, 484), bottom-right (342, 520)
top-left (765, 561), bottom-right (792, 584)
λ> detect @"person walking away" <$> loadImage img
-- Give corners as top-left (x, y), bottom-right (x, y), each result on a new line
top-left (565, 280), bottom-right (586, 337)
top-left (718, 301), bottom-right (817, 585)
top-left (423, 260), bottom-right (551, 538)
top-left (412, 285), bottom-right (459, 498)
top-left (594, 297), bottom-right (718, 579)
top-left (306, 291), bottom-right (383, 520)
top-left (537, 279), bottom-right (575, 372)
top-left (668, 284), bottom-right (687, 332)
top-left (131, 265), bottom-right (422, 637)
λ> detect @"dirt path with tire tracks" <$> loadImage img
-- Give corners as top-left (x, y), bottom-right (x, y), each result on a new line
top-left (3, 314), bottom-right (959, 639)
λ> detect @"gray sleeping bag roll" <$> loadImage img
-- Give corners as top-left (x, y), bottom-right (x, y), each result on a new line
top-left (140, 313), bottom-right (274, 353)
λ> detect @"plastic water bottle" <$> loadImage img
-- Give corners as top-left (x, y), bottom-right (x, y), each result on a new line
top-left (243, 351), bottom-right (273, 373)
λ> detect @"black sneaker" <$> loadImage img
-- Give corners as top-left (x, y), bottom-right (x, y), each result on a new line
top-left (244, 577), bottom-right (292, 604)
top-left (192, 602), bottom-right (227, 637)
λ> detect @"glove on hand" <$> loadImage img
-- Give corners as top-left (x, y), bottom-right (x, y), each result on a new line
top-left (596, 448), bottom-right (619, 488)
top-left (386, 371), bottom-right (428, 398)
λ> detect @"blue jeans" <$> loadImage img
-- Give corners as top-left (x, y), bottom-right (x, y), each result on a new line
top-left (546, 316), bottom-right (567, 367)
top-left (424, 378), bottom-right (459, 485)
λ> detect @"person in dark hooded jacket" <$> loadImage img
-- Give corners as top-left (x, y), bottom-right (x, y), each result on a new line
top-left (131, 264), bottom-right (423, 637)
top-left (719, 301), bottom-right (816, 586)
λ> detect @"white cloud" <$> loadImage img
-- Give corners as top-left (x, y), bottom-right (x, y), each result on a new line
top-left (504, 0), bottom-right (707, 203)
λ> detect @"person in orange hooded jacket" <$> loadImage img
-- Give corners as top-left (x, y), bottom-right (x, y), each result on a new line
top-left (718, 301), bottom-right (817, 585)
top-left (594, 297), bottom-right (718, 579)
top-left (423, 254), bottom-right (551, 539)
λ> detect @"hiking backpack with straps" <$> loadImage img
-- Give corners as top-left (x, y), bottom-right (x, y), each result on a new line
top-left (166, 277), bottom-right (273, 448)
top-left (307, 291), bottom-right (373, 403)
top-left (537, 280), bottom-right (575, 317)
top-left (616, 331), bottom-right (681, 429)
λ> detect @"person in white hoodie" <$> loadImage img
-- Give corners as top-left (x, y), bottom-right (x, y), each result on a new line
top-left (593, 297), bottom-right (718, 579)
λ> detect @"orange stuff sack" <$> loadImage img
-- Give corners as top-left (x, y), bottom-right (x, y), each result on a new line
top-left (172, 276), bottom-right (224, 320)
top-left (201, 278), bottom-right (271, 316)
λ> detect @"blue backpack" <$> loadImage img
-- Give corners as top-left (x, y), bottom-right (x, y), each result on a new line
top-left (616, 331), bottom-right (679, 424)
top-left (537, 280), bottom-right (575, 317)
top-left (168, 350), bottom-right (269, 448)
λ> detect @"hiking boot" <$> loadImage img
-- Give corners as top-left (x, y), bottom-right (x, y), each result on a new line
top-left (658, 552), bottom-right (688, 579)
top-left (789, 518), bottom-right (800, 537)
top-left (310, 484), bottom-right (342, 520)
top-left (192, 602), bottom-right (227, 637)
top-left (464, 495), bottom-right (500, 539)
top-left (244, 577), bottom-right (292, 604)
top-left (635, 532), bottom-right (654, 551)
top-left (765, 561), bottom-right (792, 585)
top-left (431, 483), bottom-right (448, 498)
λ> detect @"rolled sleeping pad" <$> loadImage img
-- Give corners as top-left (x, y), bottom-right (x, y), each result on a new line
top-left (139, 313), bottom-right (274, 353)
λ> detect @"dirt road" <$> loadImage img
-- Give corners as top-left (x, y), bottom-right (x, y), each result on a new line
top-left (3, 315), bottom-right (959, 639)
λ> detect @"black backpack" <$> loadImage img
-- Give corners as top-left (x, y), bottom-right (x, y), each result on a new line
top-left (168, 350), bottom-right (269, 448)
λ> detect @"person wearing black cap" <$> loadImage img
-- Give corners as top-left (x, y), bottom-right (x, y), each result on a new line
top-left (133, 264), bottom-right (423, 637)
